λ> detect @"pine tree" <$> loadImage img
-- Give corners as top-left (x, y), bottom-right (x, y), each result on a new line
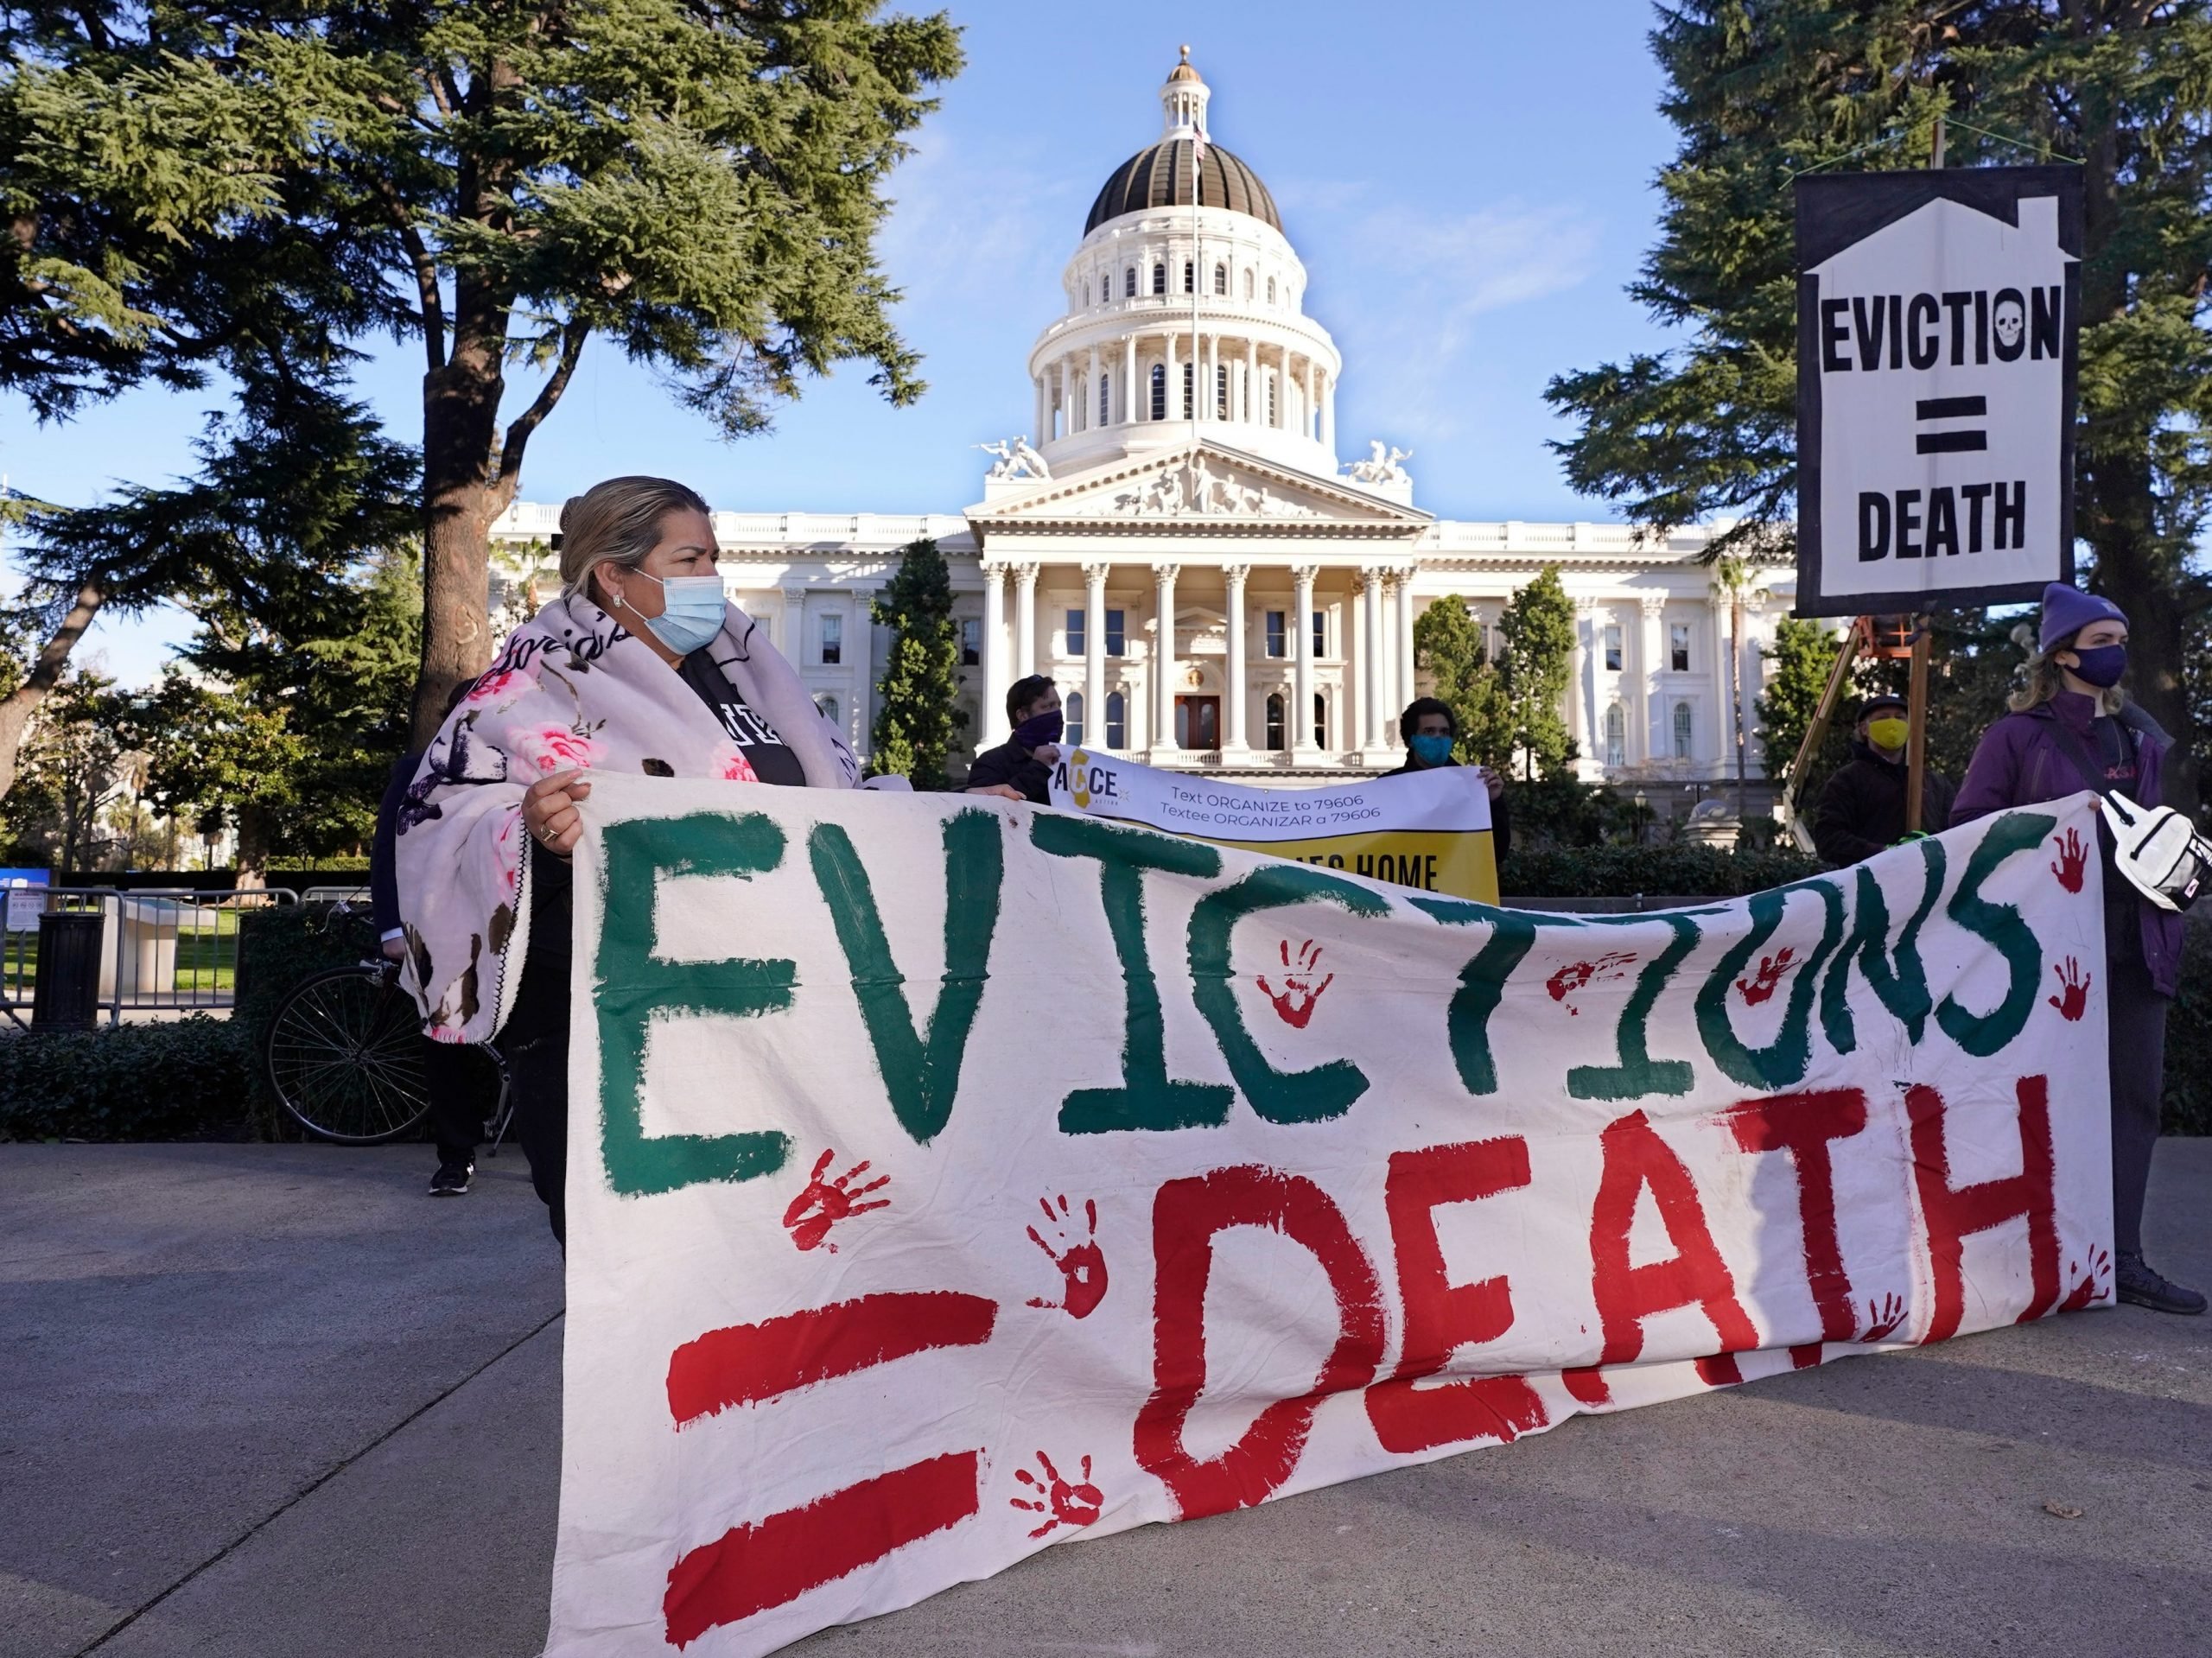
top-left (1411, 596), bottom-right (1516, 770)
top-left (869, 539), bottom-right (967, 791)
top-left (1546, 1), bottom-right (2212, 812)
top-left (3, 3), bottom-right (964, 745)
top-left (1497, 569), bottom-right (1579, 780)
top-left (1757, 616), bottom-right (1851, 796)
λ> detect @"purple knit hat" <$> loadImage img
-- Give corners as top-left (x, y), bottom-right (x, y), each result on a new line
top-left (2037, 582), bottom-right (2127, 653)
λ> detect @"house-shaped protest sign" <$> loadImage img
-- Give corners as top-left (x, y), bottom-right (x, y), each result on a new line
top-left (1794, 166), bottom-right (2082, 618)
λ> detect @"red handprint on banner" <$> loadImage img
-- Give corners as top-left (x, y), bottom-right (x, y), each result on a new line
top-left (1256, 938), bottom-right (1335, 1029)
top-left (2047, 956), bottom-right (2091, 1022)
top-left (2050, 827), bottom-right (2088, 893)
top-left (781, 1149), bottom-right (890, 1253)
top-left (2057, 1248), bottom-right (2113, 1312)
top-left (1856, 1292), bottom-right (1910, 1344)
top-left (1026, 1193), bottom-right (1108, 1318)
top-left (1545, 951), bottom-right (1637, 1016)
top-left (1733, 948), bottom-right (1797, 1007)
top-left (1009, 1451), bottom-right (1103, 1540)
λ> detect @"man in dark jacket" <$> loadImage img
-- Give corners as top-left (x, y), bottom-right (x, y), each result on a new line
top-left (1811, 694), bottom-right (1955, 867)
top-left (1387, 696), bottom-right (1511, 869)
top-left (965, 674), bottom-right (1061, 804)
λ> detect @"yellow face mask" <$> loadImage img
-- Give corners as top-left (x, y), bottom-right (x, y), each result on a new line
top-left (1868, 717), bottom-right (1909, 752)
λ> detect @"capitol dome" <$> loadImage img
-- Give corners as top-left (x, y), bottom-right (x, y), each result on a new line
top-left (1084, 139), bottom-right (1281, 236)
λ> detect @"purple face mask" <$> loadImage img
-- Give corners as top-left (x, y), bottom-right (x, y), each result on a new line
top-left (1014, 708), bottom-right (1064, 751)
top-left (2067, 644), bottom-right (2127, 688)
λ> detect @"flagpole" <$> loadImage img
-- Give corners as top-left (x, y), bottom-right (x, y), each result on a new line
top-left (1190, 118), bottom-right (1202, 446)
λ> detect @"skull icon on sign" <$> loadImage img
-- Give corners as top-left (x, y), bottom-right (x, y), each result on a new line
top-left (1993, 295), bottom-right (2025, 353)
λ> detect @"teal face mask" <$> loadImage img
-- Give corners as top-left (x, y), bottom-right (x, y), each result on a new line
top-left (1410, 733), bottom-right (1455, 766)
top-left (629, 571), bottom-right (725, 656)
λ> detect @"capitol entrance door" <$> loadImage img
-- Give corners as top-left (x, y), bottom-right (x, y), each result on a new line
top-left (1174, 696), bottom-right (1219, 750)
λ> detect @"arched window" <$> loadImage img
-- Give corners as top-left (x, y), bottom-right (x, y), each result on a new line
top-left (1105, 691), bottom-right (1127, 748)
top-left (1267, 372), bottom-right (1279, 428)
top-left (1182, 363), bottom-right (1193, 418)
top-left (1312, 693), bottom-right (1328, 750)
top-left (1148, 364), bottom-right (1166, 421)
top-left (1081, 279), bottom-right (1090, 307)
top-left (1066, 690), bottom-right (1085, 747)
top-left (1243, 268), bottom-right (1255, 299)
top-left (1264, 693), bottom-right (1286, 752)
top-left (1267, 275), bottom-right (1276, 303)
top-left (1152, 263), bottom-right (1166, 295)
top-left (1098, 375), bottom-right (1110, 426)
top-left (1213, 264), bottom-right (1227, 295)
top-left (1183, 260), bottom-right (1194, 294)
top-left (1125, 266), bottom-right (1137, 298)
top-left (1216, 365), bottom-right (1229, 418)
top-left (816, 694), bottom-right (840, 727)
top-left (1604, 703), bottom-right (1626, 768)
top-left (1673, 701), bottom-right (1694, 760)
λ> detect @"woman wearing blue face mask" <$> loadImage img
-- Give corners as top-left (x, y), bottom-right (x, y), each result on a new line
top-left (397, 475), bottom-right (872, 1244)
top-left (1953, 582), bottom-right (2202, 1315)
top-left (1389, 696), bottom-right (1510, 869)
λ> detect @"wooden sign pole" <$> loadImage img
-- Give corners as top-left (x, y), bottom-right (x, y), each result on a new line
top-left (1904, 616), bottom-right (1932, 833)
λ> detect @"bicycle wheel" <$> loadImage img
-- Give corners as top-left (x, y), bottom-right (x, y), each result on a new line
top-left (264, 964), bottom-right (432, 1144)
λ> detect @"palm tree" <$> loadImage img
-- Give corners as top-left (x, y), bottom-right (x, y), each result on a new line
top-left (1710, 557), bottom-right (1758, 823)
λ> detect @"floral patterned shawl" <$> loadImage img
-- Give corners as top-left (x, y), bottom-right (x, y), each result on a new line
top-left (393, 589), bottom-right (860, 1045)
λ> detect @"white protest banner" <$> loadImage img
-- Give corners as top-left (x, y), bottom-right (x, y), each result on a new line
top-left (553, 777), bottom-right (2113, 1657)
top-left (1795, 166), bottom-right (2082, 618)
top-left (1046, 747), bottom-right (1498, 903)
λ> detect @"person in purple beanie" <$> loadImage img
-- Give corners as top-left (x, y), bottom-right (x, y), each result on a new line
top-left (1953, 582), bottom-right (2204, 1314)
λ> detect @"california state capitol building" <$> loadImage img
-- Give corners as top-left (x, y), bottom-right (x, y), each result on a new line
top-left (491, 50), bottom-right (1786, 797)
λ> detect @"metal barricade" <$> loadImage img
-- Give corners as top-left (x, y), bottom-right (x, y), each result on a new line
top-left (0, 886), bottom-right (301, 1030)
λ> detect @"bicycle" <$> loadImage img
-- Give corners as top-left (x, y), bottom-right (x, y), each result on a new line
top-left (263, 903), bottom-right (514, 1151)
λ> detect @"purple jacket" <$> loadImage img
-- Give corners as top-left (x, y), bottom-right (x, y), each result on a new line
top-left (1952, 691), bottom-right (2182, 995)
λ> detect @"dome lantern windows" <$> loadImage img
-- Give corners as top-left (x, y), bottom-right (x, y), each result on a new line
top-left (1125, 266), bottom-right (1137, 299)
top-left (1212, 264), bottom-right (1227, 295)
top-left (1183, 260), bottom-right (1194, 294)
top-left (1266, 275), bottom-right (1277, 304)
top-left (1151, 264), bottom-right (1166, 295)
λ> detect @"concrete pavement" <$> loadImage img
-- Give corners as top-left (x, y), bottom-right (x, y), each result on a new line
top-left (3, 1140), bottom-right (2206, 1658)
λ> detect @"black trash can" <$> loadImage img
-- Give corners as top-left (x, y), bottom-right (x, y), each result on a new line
top-left (32, 910), bottom-right (104, 1031)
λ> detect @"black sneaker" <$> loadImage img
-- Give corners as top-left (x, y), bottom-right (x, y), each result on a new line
top-left (429, 1160), bottom-right (474, 1197)
top-left (2116, 1253), bottom-right (2206, 1315)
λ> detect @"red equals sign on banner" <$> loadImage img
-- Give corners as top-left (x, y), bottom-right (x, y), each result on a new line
top-left (663, 1291), bottom-right (998, 1649)
top-left (1915, 395), bottom-right (1987, 454)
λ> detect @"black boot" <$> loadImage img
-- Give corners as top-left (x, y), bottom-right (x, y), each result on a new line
top-left (2116, 1253), bottom-right (2207, 1315)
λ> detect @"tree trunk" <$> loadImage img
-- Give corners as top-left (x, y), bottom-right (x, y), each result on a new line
top-left (234, 805), bottom-right (271, 889)
top-left (412, 308), bottom-right (509, 747)
top-left (0, 576), bottom-right (105, 802)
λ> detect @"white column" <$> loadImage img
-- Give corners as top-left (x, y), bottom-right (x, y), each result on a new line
top-left (1293, 564), bottom-right (1319, 759)
top-left (1088, 343), bottom-right (1101, 431)
top-left (1708, 594), bottom-right (1733, 784)
top-left (1033, 376), bottom-right (1046, 445)
top-left (782, 585), bottom-right (810, 664)
top-left (1014, 562), bottom-right (1039, 678)
top-left (1322, 372), bottom-right (1336, 454)
top-left (1223, 564), bottom-right (1250, 756)
top-left (1083, 562), bottom-right (1109, 750)
top-left (1640, 594), bottom-right (1668, 765)
top-left (1395, 571), bottom-right (1416, 731)
top-left (981, 564), bottom-right (1007, 737)
top-left (1244, 337), bottom-right (1258, 426)
top-left (1164, 333), bottom-right (1178, 420)
top-left (1569, 598), bottom-right (1593, 778)
top-left (850, 581), bottom-right (878, 756)
top-left (1361, 567), bottom-right (1388, 749)
top-left (1124, 335), bottom-right (1138, 423)
top-left (1306, 359), bottom-right (1319, 442)
top-left (1153, 562), bottom-right (1180, 752)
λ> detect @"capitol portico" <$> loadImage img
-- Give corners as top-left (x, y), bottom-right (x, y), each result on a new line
top-left (493, 49), bottom-right (1786, 791)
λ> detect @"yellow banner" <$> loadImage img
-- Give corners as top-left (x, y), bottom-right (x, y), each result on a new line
top-left (1195, 828), bottom-right (1497, 903)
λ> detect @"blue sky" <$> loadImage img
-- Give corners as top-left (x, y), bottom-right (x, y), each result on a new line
top-left (1, 0), bottom-right (1687, 684)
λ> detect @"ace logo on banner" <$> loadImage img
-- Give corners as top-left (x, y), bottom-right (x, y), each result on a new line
top-left (550, 778), bottom-right (2115, 1657)
top-left (1795, 166), bottom-right (2082, 618)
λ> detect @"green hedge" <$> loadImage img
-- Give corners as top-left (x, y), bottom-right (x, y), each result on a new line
top-left (1501, 843), bottom-right (1825, 899)
top-left (234, 903), bottom-right (386, 1135)
top-left (0, 1015), bottom-right (254, 1140)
